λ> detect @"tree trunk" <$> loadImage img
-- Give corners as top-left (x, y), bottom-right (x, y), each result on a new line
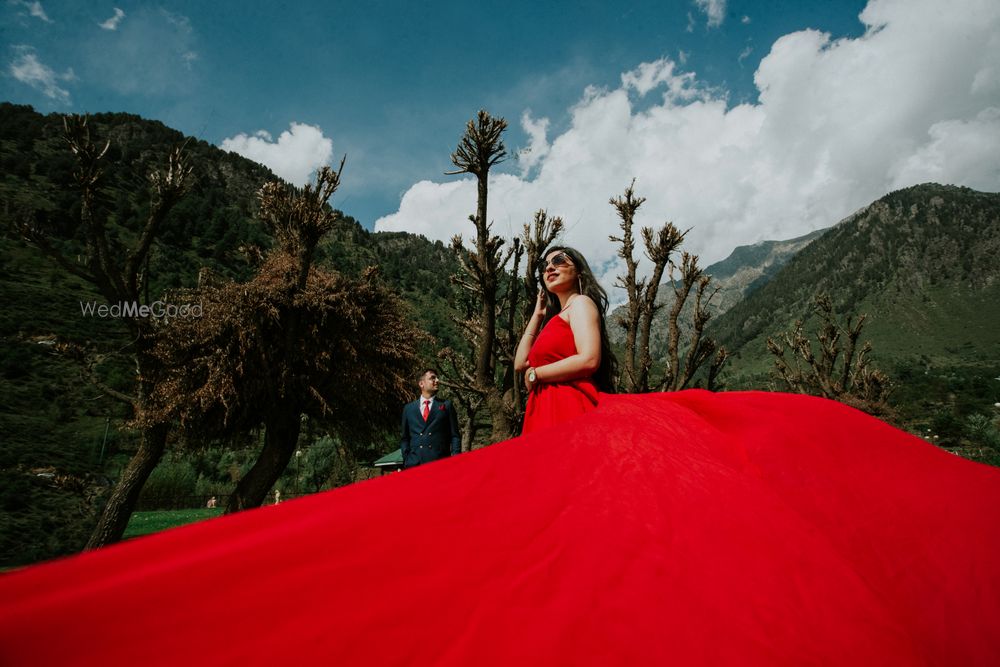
top-left (226, 408), bottom-right (301, 513)
top-left (461, 412), bottom-right (478, 453)
top-left (474, 175), bottom-right (496, 390)
top-left (488, 390), bottom-right (514, 442)
top-left (86, 422), bottom-right (169, 549)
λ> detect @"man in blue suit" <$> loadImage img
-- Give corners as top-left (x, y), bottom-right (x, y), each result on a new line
top-left (400, 368), bottom-right (461, 469)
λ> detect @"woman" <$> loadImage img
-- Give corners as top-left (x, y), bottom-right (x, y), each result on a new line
top-left (514, 246), bottom-right (616, 434)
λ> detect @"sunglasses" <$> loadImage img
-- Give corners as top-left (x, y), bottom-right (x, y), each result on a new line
top-left (538, 252), bottom-right (573, 272)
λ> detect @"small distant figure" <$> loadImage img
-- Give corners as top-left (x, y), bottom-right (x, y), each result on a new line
top-left (273, 489), bottom-right (281, 505)
top-left (206, 496), bottom-right (217, 509)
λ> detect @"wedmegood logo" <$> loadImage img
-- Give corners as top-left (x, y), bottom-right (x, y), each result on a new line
top-left (79, 301), bottom-right (203, 319)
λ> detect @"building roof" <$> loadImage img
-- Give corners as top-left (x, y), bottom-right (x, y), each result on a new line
top-left (373, 448), bottom-right (403, 467)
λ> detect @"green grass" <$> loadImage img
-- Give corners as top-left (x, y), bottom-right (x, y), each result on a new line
top-left (123, 508), bottom-right (224, 539)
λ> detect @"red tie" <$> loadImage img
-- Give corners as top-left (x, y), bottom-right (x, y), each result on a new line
top-left (422, 400), bottom-right (430, 421)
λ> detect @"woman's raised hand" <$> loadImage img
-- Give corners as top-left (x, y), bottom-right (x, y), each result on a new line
top-left (533, 288), bottom-right (547, 320)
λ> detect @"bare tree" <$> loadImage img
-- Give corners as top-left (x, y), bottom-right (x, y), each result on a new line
top-left (437, 282), bottom-right (486, 452)
top-left (610, 182), bottom-right (728, 393)
top-left (767, 293), bottom-right (892, 416)
top-left (611, 182), bottom-right (682, 392)
top-left (494, 237), bottom-right (526, 433)
top-left (659, 252), bottom-right (728, 391)
top-left (446, 110), bottom-right (508, 388)
top-left (16, 115), bottom-right (193, 548)
top-left (142, 166), bottom-right (423, 511)
top-left (443, 232), bottom-right (524, 445)
top-left (227, 164), bottom-right (340, 511)
top-left (445, 110), bottom-right (522, 443)
top-left (437, 345), bottom-right (485, 453)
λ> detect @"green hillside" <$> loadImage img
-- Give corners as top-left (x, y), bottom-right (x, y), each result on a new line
top-left (714, 184), bottom-right (1000, 441)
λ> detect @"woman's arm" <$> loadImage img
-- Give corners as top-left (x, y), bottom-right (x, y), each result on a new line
top-left (514, 289), bottom-right (547, 372)
top-left (531, 296), bottom-right (601, 384)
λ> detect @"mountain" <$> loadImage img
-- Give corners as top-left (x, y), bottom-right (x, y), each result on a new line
top-left (702, 228), bottom-right (829, 313)
top-left (608, 227), bottom-right (826, 352)
top-left (711, 183), bottom-right (1000, 437)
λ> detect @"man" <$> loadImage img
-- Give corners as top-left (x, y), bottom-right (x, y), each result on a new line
top-left (400, 368), bottom-right (461, 469)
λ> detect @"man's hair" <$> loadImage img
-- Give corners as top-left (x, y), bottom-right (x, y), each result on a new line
top-left (417, 368), bottom-right (438, 383)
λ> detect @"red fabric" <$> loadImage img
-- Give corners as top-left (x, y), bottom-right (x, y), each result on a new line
top-left (422, 398), bottom-right (430, 421)
top-left (2, 390), bottom-right (1000, 666)
top-left (523, 315), bottom-right (599, 434)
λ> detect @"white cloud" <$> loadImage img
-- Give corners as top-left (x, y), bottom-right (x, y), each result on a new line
top-left (742, 15), bottom-right (751, 25)
top-left (375, 0), bottom-right (1000, 293)
top-left (221, 123), bottom-right (334, 187)
top-left (517, 111), bottom-right (550, 178)
top-left (28, 1), bottom-right (48, 21)
top-left (693, 0), bottom-right (727, 28)
top-left (99, 7), bottom-right (125, 31)
top-left (889, 108), bottom-right (1000, 187)
top-left (11, 0), bottom-right (51, 22)
top-left (8, 46), bottom-right (73, 103)
top-left (620, 58), bottom-right (700, 101)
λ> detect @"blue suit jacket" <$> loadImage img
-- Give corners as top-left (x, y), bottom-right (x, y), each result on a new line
top-left (400, 397), bottom-right (461, 468)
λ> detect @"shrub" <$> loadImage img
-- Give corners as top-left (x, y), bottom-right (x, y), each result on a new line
top-left (965, 413), bottom-right (1000, 448)
top-left (136, 455), bottom-right (197, 510)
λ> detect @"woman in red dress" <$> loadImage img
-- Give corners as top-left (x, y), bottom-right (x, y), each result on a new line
top-left (515, 247), bottom-right (616, 434)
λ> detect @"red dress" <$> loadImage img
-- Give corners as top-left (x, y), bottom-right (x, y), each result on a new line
top-left (3, 392), bottom-right (1000, 665)
top-left (522, 315), bottom-right (599, 434)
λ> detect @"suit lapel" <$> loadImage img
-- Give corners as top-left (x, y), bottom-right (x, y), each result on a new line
top-left (425, 399), bottom-right (443, 427)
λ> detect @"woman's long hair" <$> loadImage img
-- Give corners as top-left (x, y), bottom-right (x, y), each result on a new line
top-left (538, 246), bottom-right (618, 392)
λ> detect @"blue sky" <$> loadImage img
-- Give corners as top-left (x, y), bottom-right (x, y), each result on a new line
top-left (3, 0), bottom-right (999, 279)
